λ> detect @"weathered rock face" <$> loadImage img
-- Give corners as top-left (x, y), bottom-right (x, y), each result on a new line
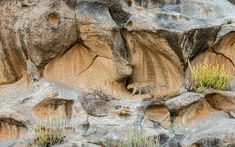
top-left (229, 0), bottom-right (235, 4)
top-left (123, 31), bottom-right (183, 96)
top-left (1, 0), bottom-right (235, 146)
top-left (43, 1), bottom-right (133, 97)
top-left (0, 106), bottom-right (29, 142)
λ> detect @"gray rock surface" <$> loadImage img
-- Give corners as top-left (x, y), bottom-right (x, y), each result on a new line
top-left (166, 92), bottom-right (204, 114)
top-left (0, 0), bottom-right (235, 146)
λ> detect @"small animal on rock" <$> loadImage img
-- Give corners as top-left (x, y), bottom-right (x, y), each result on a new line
top-left (127, 81), bottom-right (157, 95)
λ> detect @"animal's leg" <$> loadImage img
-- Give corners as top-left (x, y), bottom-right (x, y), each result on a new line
top-left (132, 87), bottom-right (137, 95)
top-left (146, 86), bottom-right (151, 93)
top-left (150, 87), bottom-right (155, 93)
top-left (82, 114), bottom-right (90, 133)
top-left (138, 88), bottom-right (141, 95)
top-left (86, 114), bottom-right (89, 122)
top-left (26, 73), bottom-right (33, 85)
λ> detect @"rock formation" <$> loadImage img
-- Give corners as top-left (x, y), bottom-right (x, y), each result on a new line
top-left (0, 0), bottom-right (235, 146)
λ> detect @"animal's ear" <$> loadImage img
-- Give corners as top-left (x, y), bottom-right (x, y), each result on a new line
top-left (127, 64), bottom-right (135, 68)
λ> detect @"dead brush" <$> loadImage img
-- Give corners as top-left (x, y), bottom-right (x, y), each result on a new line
top-left (79, 87), bottom-right (115, 118)
top-left (92, 87), bottom-right (114, 101)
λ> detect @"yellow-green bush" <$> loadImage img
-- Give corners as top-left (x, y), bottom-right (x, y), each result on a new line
top-left (34, 114), bottom-right (67, 146)
top-left (189, 62), bottom-right (230, 92)
top-left (118, 128), bottom-right (159, 147)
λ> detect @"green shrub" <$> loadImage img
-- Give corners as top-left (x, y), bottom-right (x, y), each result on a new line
top-left (34, 114), bottom-right (67, 146)
top-left (118, 128), bottom-right (159, 147)
top-left (226, 19), bottom-right (233, 24)
top-left (189, 62), bottom-right (230, 92)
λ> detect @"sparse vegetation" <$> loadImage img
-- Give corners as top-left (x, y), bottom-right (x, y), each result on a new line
top-left (226, 19), bottom-right (233, 24)
top-left (34, 113), bottom-right (67, 147)
top-left (92, 87), bottom-right (113, 101)
top-left (189, 62), bottom-right (230, 93)
top-left (118, 128), bottom-right (159, 147)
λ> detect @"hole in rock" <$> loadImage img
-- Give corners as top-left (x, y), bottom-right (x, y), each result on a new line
top-left (21, 2), bottom-right (28, 7)
top-left (48, 13), bottom-right (60, 26)
top-left (126, 0), bottom-right (133, 6)
top-left (193, 138), bottom-right (220, 147)
top-left (159, 133), bottom-right (170, 145)
top-left (63, 0), bottom-right (79, 8)
top-left (126, 21), bottom-right (133, 30)
top-left (33, 98), bottom-right (74, 119)
top-left (0, 118), bottom-right (27, 140)
top-left (145, 105), bottom-right (170, 128)
top-left (134, 0), bottom-right (176, 8)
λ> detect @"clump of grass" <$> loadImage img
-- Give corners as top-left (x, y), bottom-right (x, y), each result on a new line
top-left (226, 19), bottom-right (233, 24)
top-left (118, 128), bottom-right (159, 147)
top-left (189, 62), bottom-right (230, 93)
top-left (34, 113), bottom-right (67, 147)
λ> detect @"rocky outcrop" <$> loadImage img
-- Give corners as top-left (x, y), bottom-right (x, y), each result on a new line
top-left (123, 31), bottom-right (183, 96)
top-left (165, 92), bottom-right (204, 114)
top-left (0, 0), bottom-right (235, 146)
top-left (43, 1), bottom-right (133, 97)
top-left (0, 0), bottom-right (78, 85)
top-left (229, 0), bottom-right (235, 4)
top-left (0, 106), bottom-right (29, 142)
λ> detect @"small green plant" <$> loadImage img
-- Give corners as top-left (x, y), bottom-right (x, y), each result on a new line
top-left (189, 62), bottom-right (230, 93)
top-left (226, 19), bottom-right (233, 24)
top-left (118, 128), bottom-right (159, 147)
top-left (34, 113), bottom-right (67, 147)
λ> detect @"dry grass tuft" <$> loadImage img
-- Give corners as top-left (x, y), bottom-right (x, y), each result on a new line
top-left (117, 128), bottom-right (159, 147)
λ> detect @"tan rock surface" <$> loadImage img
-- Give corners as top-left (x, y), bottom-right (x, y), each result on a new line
top-left (124, 31), bottom-right (183, 96)
top-left (145, 105), bottom-right (171, 129)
